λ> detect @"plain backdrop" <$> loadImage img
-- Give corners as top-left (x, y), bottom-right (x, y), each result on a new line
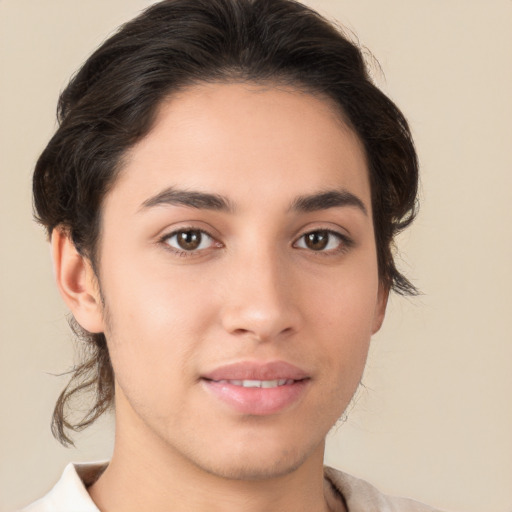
top-left (1, 1), bottom-right (511, 511)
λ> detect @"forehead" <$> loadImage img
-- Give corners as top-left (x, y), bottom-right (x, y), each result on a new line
top-left (106, 82), bottom-right (370, 216)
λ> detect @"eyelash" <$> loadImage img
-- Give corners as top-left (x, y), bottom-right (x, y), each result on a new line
top-left (159, 227), bottom-right (353, 257)
top-left (294, 229), bottom-right (354, 255)
top-left (160, 227), bottom-right (220, 257)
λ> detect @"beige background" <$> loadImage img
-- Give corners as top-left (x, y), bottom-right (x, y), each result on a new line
top-left (1, 1), bottom-right (511, 511)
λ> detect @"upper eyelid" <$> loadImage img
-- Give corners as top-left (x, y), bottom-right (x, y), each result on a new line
top-left (159, 228), bottom-right (221, 257)
top-left (292, 228), bottom-right (354, 252)
top-left (158, 224), bottom-right (219, 242)
top-left (157, 225), bottom-right (352, 248)
top-left (296, 229), bottom-right (344, 240)
top-left (293, 226), bottom-right (351, 242)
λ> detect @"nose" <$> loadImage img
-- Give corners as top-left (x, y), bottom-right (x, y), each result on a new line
top-left (219, 247), bottom-right (302, 342)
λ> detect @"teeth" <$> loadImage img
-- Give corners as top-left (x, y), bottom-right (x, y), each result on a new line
top-left (218, 379), bottom-right (291, 388)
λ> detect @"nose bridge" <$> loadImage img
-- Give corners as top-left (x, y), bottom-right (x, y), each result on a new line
top-left (220, 242), bottom-right (299, 340)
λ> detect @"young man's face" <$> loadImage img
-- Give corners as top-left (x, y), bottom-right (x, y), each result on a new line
top-left (81, 82), bottom-right (386, 479)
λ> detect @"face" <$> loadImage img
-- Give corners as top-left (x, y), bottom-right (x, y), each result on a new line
top-left (87, 82), bottom-right (386, 479)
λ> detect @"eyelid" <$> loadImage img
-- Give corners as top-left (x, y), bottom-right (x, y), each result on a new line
top-left (156, 223), bottom-right (353, 258)
top-left (159, 226), bottom-right (223, 256)
top-left (293, 227), bottom-right (354, 254)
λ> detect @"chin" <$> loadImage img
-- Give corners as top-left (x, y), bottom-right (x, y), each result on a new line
top-left (188, 430), bottom-right (324, 482)
top-left (200, 452), bottom-right (308, 481)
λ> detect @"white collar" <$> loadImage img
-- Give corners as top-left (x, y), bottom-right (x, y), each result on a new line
top-left (22, 462), bottom-right (107, 512)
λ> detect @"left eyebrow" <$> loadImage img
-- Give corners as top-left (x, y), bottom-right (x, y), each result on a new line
top-left (140, 187), bottom-right (235, 212)
top-left (289, 189), bottom-right (368, 216)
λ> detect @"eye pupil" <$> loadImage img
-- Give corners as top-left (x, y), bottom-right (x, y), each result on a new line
top-left (305, 231), bottom-right (329, 250)
top-left (177, 230), bottom-right (202, 250)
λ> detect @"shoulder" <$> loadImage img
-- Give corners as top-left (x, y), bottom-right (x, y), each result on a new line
top-left (324, 466), bottom-right (447, 512)
top-left (20, 462), bottom-right (107, 512)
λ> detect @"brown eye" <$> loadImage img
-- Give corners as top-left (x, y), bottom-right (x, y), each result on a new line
top-left (164, 229), bottom-right (215, 252)
top-left (295, 230), bottom-right (346, 252)
top-left (304, 231), bottom-right (329, 251)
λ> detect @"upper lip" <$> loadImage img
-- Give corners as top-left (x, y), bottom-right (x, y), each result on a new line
top-left (201, 360), bottom-right (309, 382)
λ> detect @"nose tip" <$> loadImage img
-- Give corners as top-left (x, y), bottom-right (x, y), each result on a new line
top-left (221, 295), bottom-right (298, 342)
top-left (219, 260), bottom-right (302, 342)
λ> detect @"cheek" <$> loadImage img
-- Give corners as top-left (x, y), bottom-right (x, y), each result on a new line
top-left (102, 245), bottom-right (216, 333)
top-left (306, 258), bottom-right (380, 337)
top-left (99, 258), bottom-right (217, 401)
top-left (304, 262), bottom-right (379, 382)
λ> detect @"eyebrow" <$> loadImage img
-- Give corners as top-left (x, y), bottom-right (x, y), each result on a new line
top-left (290, 189), bottom-right (368, 216)
top-left (140, 186), bottom-right (367, 216)
top-left (140, 187), bottom-right (234, 212)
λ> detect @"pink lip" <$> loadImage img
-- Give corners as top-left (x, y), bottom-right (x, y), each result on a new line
top-left (202, 360), bottom-right (309, 381)
top-left (201, 361), bottom-right (310, 415)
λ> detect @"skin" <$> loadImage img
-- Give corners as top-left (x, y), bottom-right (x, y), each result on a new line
top-left (53, 82), bottom-right (387, 512)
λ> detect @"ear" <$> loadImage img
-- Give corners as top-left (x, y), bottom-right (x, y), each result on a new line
top-left (371, 282), bottom-right (389, 335)
top-left (51, 227), bottom-right (105, 334)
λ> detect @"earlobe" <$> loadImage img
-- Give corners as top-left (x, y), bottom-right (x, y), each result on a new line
top-left (372, 283), bottom-right (389, 335)
top-left (51, 227), bottom-right (105, 334)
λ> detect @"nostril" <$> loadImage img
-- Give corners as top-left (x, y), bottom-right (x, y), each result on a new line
top-left (232, 328), bottom-right (250, 336)
top-left (230, 325), bottom-right (295, 340)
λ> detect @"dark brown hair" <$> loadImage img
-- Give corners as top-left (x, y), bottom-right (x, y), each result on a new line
top-left (33, 0), bottom-right (418, 446)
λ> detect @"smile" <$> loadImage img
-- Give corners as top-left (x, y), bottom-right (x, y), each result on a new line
top-left (214, 379), bottom-right (295, 388)
top-left (200, 361), bottom-right (310, 415)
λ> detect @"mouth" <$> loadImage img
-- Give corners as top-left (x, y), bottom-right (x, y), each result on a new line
top-left (211, 378), bottom-right (296, 388)
top-left (200, 361), bottom-right (310, 415)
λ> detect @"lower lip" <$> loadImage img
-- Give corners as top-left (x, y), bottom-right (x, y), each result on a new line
top-left (202, 379), bottom-right (309, 415)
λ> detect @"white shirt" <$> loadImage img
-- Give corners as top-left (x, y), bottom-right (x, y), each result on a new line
top-left (21, 462), bottom-right (444, 512)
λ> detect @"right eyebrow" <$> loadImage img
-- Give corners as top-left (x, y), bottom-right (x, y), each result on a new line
top-left (289, 189), bottom-right (368, 216)
top-left (139, 187), bottom-right (235, 213)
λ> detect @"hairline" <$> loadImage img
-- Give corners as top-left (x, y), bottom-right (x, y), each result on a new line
top-left (87, 77), bottom-right (372, 279)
